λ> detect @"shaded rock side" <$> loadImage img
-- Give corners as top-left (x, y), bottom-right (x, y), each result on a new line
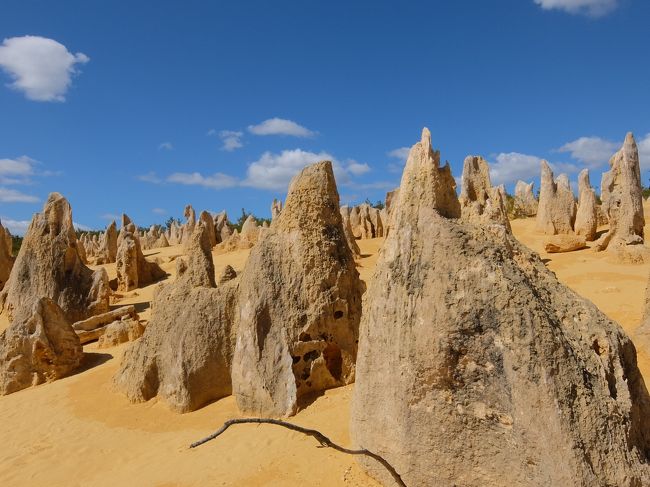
top-left (351, 129), bottom-right (650, 487)
top-left (231, 161), bottom-right (364, 417)
top-left (0, 220), bottom-right (14, 291)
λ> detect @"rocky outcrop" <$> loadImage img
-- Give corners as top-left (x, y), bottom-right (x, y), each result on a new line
top-left (96, 318), bottom-right (144, 349)
top-left (199, 211), bottom-right (217, 249)
top-left (96, 221), bottom-right (118, 264)
top-left (232, 161), bottom-right (364, 417)
top-left (181, 205), bottom-right (196, 246)
top-left (217, 265), bottom-right (237, 285)
top-left (514, 180), bottom-right (538, 217)
top-left (0, 193), bottom-right (110, 323)
top-left (0, 220), bottom-right (14, 291)
top-left (351, 129), bottom-right (650, 487)
top-left (340, 206), bottom-right (361, 258)
top-left (544, 234), bottom-right (587, 253)
top-left (116, 218), bottom-right (165, 292)
top-left (459, 155), bottom-right (511, 230)
top-left (574, 169), bottom-right (598, 241)
top-left (536, 161), bottom-right (577, 235)
top-left (0, 298), bottom-right (83, 395)
top-left (216, 215), bottom-right (259, 252)
top-left (271, 198), bottom-right (283, 220)
top-left (114, 221), bottom-right (239, 412)
top-left (595, 133), bottom-right (647, 262)
top-left (213, 211), bottom-right (232, 244)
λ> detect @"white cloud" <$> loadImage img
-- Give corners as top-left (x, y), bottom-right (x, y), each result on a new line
top-left (248, 118), bottom-right (315, 137)
top-left (0, 36), bottom-right (89, 102)
top-left (101, 213), bottom-right (120, 221)
top-left (0, 187), bottom-right (39, 203)
top-left (533, 0), bottom-right (618, 17)
top-left (167, 172), bottom-right (238, 189)
top-left (0, 218), bottom-right (30, 235)
top-left (556, 136), bottom-right (617, 167)
top-left (489, 152), bottom-right (544, 185)
top-left (152, 207), bottom-right (167, 215)
top-left (242, 149), bottom-right (373, 190)
top-left (219, 130), bottom-right (243, 151)
top-left (347, 160), bottom-right (371, 176)
top-left (387, 147), bottom-right (410, 161)
top-left (489, 152), bottom-right (580, 185)
top-left (158, 142), bottom-right (173, 151)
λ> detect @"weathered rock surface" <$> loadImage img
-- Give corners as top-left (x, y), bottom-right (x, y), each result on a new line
top-left (232, 161), bottom-right (364, 417)
top-left (351, 129), bottom-right (650, 487)
top-left (271, 198), bottom-right (283, 220)
top-left (181, 205), bottom-right (196, 246)
top-left (595, 133), bottom-right (647, 262)
top-left (536, 161), bottom-right (577, 235)
top-left (96, 221), bottom-right (118, 264)
top-left (340, 206), bottom-right (361, 258)
top-left (213, 211), bottom-right (232, 244)
top-left (544, 234), bottom-right (587, 253)
top-left (0, 219), bottom-right (14, 291)
top-left (0, 193), bottom-right (110, 323)
top-left (574, 169), bottom-right (598, 241)
top-left (116, 219), bottom-right (166, 292)
top-left (514, 180), bottom-right (538, 217)
top-left (0, 298), bottom-right (83, 395)
top-left (96, 317), bottom-right (144, 349)
top-left (199, 211), bottom-right (217, 248)
top-left (459, 155), bottom-right (511, 230)
top-left (114, 221), bottom-right (238, 412)
top-left (217, 265), bottom-right (237, 285)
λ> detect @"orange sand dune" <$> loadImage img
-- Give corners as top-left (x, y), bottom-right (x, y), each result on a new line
top-left (1, 221), bottom-right (650, 486)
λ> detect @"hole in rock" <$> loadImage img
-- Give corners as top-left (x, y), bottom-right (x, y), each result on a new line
top-left (323, 344), bottom-right (342, 381)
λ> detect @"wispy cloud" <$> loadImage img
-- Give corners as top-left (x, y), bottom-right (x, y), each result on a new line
top-left (489, 152), bottom-right (578, 185)
top-left (0, 187), bottom-right (39, 203)
top-left (248, 118), bottom-right (315, 137)
top-left (0, 35), bottom-right (89, 102)
top-left (533, 0), bottom-right (618, 18)
top-left (167, 172), bottom-right (238, 189)
top-left (387, 147), bottom-right (410, 161)
top-left (152, 207), bottom-right (167, 215)
top-left (158, 142), bottom-right (173, 151)
top-left (137, 172), bottom-right (162, 184)
top-left (101, 213), bottom-right (120, 221)
top-left (219, 130), bottom-right (243, 151)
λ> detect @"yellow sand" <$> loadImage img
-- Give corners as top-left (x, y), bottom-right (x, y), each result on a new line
top-left (1, 223), bottom-right (649, 486)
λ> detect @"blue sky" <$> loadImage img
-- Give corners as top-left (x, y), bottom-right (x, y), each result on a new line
top-left (1, 0), bottom-right (649, 234)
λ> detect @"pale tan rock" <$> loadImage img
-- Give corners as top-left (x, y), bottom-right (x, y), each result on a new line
top-left (181, 205), bottom-right (196, 246)
top-left (574, 169), bottom-right (598, 241)
top-left (0, 298), bottom-right (83, 395)
top-left (75, 239), bottom-right (88, 264)
top-left (0, 193), bottom-right (110, 323)
top-left (340, 206), bottom-right (361, 258)
top-left (536, 161), bottom-right (576, 234)
top-left (0, 219), bottom-right (14, 291)
top-left (544, 234), bottom-right (587, 253)
top-left (514, 180), bottom-right (538, 217)
top-left (114, 221), bottom-right (238, 412)
top-left (351, 128), bottom-right (650, 487)
top-left (116, 219), bottom-right (166, 292)
top-left (459, 155), bottom-right (511, 231)
top-left (232, 161), bottom-right (364, 417)
top-left (96, 221), bottom-right (117, 264)
top-left (96, 318), bottom-right (144, 349)
top-left (214, 211), bottom-right (232, 244)
top-left (73, 305), bottom-right (137, 331)
top-left (217, 215), bottom-right (259, 252)
top-left (199, 211), bottom-right (217, 248)
top-left (271, 198), bottom-right (283, 220)
top-left (595, 133), bottom-right (647, 262)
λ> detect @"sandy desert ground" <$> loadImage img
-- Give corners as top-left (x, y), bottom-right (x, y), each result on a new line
top-left (0, 217), bottom-right (648, 486)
